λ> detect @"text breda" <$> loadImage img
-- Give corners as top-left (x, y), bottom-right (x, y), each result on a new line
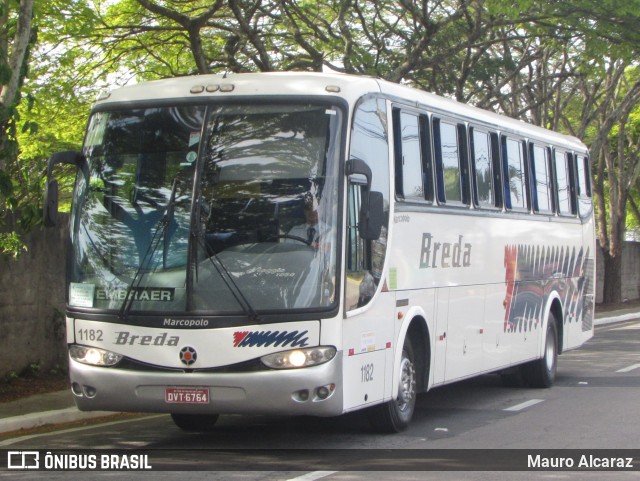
top-left (420, 233), bottom-right (472, 269)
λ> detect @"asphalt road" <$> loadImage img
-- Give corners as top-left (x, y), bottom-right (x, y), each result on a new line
top-left (2, 319), bottom-right (640, 480)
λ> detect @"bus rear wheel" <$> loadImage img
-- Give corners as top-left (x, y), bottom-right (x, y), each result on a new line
top-left (367, 340), bottom-right (417, 433)
top-left (171, 413), bottom-right (219, 432)
top-left (522, 314), bottom-right (558, 388)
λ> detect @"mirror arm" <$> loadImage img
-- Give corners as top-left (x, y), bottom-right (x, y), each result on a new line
top-left (345, 158), bottom-right (372, 190)
top-left (46, 151), bottom-right (85, 179)
top-left (43, 151), bottom-right (85, 227)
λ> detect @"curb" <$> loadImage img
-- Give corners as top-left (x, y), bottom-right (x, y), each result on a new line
top-left (0, 408), bottom-right (117, 436)
top-left (594, 312), bottom-right (640, 326)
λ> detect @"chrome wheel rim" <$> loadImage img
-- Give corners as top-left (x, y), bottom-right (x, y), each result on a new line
top-left (397, 354), bottom-right (416, 412)
top-left (545, 331), bottom-right (556, 372)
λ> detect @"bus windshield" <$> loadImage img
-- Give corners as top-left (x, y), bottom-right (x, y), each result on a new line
top-left (70, 102), bottom-right (342, 316)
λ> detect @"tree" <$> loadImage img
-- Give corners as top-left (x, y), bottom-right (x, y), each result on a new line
top-left (551, 0), bottom-right (640, 303)
top-left (0, 0), bottom-right (35, 256)
top-left (0, 0), bottom-right (33, 139)
top-left (1, 0), bottom-right (104, 256)
top-left (587, 66), bottom-right (640, 302)
top-left (4, 0), bottom-right (640, 301)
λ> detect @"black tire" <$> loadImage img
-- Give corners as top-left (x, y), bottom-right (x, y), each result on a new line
top-left (171, 413), bottom-right (219, 432)
top-left (522, 314), bottom-right (558, 388)
top-left (368, 340), bottom-right (417, 433)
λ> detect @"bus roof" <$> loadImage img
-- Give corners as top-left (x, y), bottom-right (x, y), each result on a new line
top-left (96, 71), bottom-right (587, 153)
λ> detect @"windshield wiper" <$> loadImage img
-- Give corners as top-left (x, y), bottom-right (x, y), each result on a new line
top-left (118, 177), bottom-right (180, 321)
top-left (186, 111), bottom-right (261, 323)
top-left (162, 177), bottom-right (178, 269)
top-left (193, 228), bottom-right (262, 324)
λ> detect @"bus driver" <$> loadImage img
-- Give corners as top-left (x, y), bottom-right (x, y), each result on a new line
top-left (288, 194), bottom-right (327, 249)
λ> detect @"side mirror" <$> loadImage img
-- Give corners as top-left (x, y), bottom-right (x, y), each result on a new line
top-left (346, 159), bottom-right (384, 240)
top-left (43, 151), bottom-right (85, 227)
top-left (359, 191), bottom-right (383, 240)
top-left (43, 179), bottom-right (59, 227)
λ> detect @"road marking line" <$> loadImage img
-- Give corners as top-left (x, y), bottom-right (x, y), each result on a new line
top-left (616, 363), bottom-right (640, 373)
top-left (504, 399), bottom-right (544, 412)
top-left (287, 472), bottom-right (337, 481)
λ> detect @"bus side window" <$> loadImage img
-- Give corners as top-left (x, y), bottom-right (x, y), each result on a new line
top-left (434, 118), bottom-right (467, 205)
top-left (575, 154), bottom-right (593, 218)
top-left (470, 128), bottom-right (497, 208)
top-left (393, 109), bottom-right (427, 202)
top-left (529, 143), bottom-right (553, 214)
top-left (501, 136), bottom-right (528, 211)
top-left (554, 150), bottom-right (574, 216)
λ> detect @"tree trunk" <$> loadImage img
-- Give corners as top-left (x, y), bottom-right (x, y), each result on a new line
top-left (601, 248), bottom-right (623, 304)
top-left (0, 0), bottom-right (34, 109)
top-left (0, 0), bottom-right (35, 172)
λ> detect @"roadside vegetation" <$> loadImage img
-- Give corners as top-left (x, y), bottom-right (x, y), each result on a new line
top-left (2, 0), bottom-right (640, 304)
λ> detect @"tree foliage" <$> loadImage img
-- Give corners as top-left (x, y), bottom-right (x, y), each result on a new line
top-left (1, 0), bottom-right (102, 245)
top-left (2, 0), bottom-right (640, 301)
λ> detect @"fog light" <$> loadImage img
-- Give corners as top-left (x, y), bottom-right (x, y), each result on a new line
top-left (292, 389), bottom-right (310, 402)
top-left (83, 385), bottom-right (97, 398)
top-left (71, 382), bottom-right (83, 396)
top-left (316, 386), bottom-right (330, 400)
top-left (315, 383), bottom-right (336, 401)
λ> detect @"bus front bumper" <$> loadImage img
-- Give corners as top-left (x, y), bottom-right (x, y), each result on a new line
top-left (69, 354), bottom-right (344, 417)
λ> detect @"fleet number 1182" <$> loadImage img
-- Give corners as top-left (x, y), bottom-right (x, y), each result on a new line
top-left (361, 363), bottom-right (374, 382)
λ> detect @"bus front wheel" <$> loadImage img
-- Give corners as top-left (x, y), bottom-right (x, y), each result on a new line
top-left (367, 340), bottom-right (417, 433)
top-left (171, 413), bottom-right (219, 432)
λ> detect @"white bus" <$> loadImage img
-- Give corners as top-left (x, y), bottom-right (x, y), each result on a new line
top-left (44, 72), bottom-right (595, 432)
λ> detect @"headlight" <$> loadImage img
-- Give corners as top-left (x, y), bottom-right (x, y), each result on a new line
top-left (261, 346), bottom-right (336, 369)
top-left (69, 345), bottom-right (123, 366)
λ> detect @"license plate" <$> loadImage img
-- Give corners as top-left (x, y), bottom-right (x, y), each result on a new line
top-left (164, 387), bottom-right (210, 404)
